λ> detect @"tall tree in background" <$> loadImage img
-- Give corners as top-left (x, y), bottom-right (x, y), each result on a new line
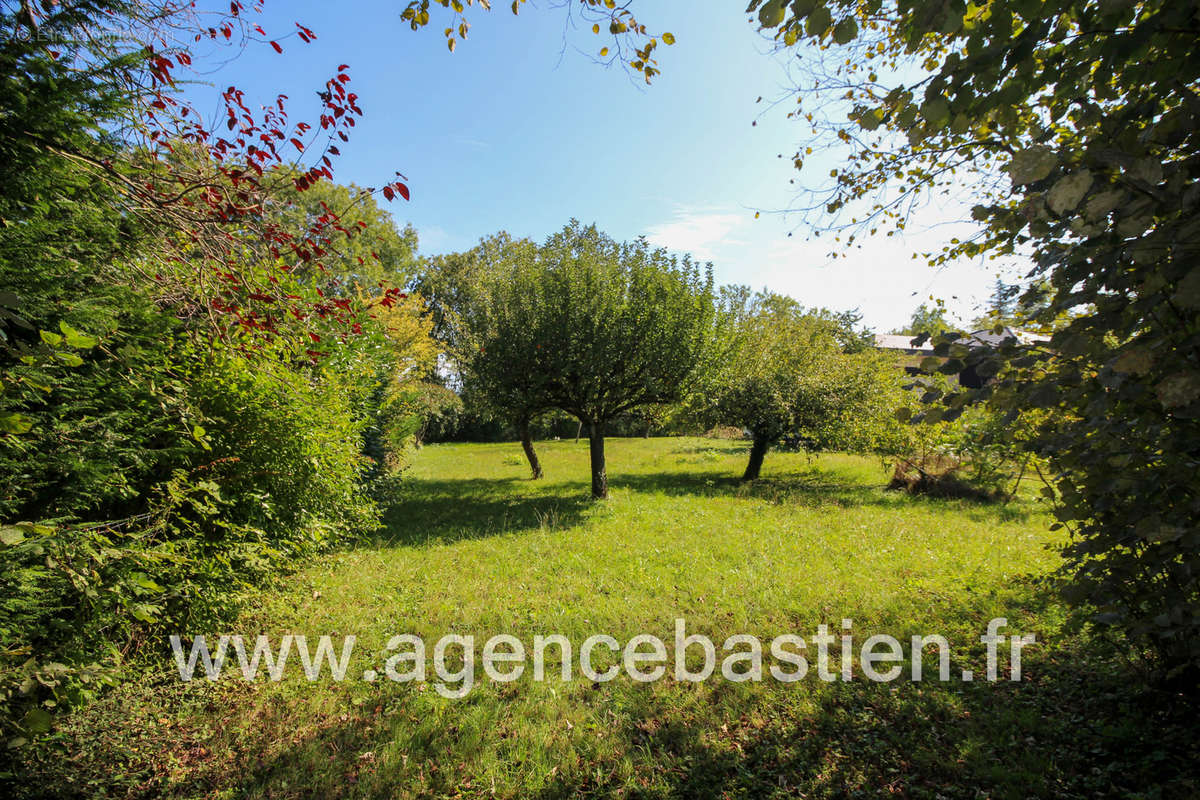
top-left (752, 0), bottom-right (1200, 680)
top-left (268, 173), bottom-right (421, 287)
top-left (894, 301), bottom-right (954, 338)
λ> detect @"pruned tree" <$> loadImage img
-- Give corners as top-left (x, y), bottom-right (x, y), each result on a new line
top-left (709, 291), bottom-right (901, 481)
top-left (452, 237), bottom-right (553, 478)
top-left (483, 221), bottom-right (714, 498)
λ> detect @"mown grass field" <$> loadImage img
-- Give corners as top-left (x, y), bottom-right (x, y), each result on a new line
top-left (20, 438), bottom-right (1199, 798)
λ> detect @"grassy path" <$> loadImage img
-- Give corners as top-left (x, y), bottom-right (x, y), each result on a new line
top-left (23, 439), bottom-right (1199, 798)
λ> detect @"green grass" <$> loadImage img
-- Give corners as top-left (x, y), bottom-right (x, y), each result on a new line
top-left (17, 438), bottom-right (1199, 798)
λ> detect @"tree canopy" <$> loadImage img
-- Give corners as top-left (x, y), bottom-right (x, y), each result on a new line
top-left (465, 221), bottom-right (714, 498)
top-left (748, 0), bottom-right (1200, 678)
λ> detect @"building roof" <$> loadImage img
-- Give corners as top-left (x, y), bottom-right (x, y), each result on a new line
top-left (873, 333), bottom-right (935, 352)
top-left (875, 327), bottom-right (1051, 353)
top-left (956, 326), bottom-right (1052, 348)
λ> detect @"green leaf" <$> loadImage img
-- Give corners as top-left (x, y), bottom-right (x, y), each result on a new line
top-left (22, 708), bottom-right (53, 735)
top-left (0, 526), bottom-right (26, 546)
top-left (1156, 372), bottom-right (1200, 409)
top-left (758, 0), bottom-right (786, 27)
top-left (1047, 170), bottom-right (1093, 215)
top-left (39, 330), bottom-right (63, 347)
top-left (805, 5), bottom-right (831, 35)
top-left (1006, 145), bottom-right (1057, 185)
top-left (130, 604), bottom-right (160, 623)
top-left (1084, 189), bottom-right (1124, 221)
top-left (833, 16), bottom-right (857, 44)
top-left (59, 321), bottom-right (98, 349)
top-left (1171, 267), bottom-right (1200, 309)
top-left (132, 573), bottom-right (163, 592)
top-left (920, 97), bottom-right (950, 128)
top-left (0, 411), bottom-right (33, 434)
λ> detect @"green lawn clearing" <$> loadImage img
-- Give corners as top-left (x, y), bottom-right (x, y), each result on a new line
top-left (19, 438), bottom-right (1198, 799)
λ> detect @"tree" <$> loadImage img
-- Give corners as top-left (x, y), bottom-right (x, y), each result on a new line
top-left (486, 221), bottom-right (713, 498)
top-left (709, 291), bottom-right (901, 481)
top-left (415, 234), bottom-right (552, 477)
top-left (453, 237), bottom-right (553, 478)
top-left (751, 0), bottom-right (1200, 679)
top-left (985, 277), bottom-right (1013, 323)
top-left (894, 302), bottom-right (954, 338)
top-left (268, 173), bottom-right (421, 287)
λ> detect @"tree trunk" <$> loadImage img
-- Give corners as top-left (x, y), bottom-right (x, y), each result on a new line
top-left (742, 433), bottom-right (770, 481)
top-left (519, 418), bottom-right (543, 480)
top-left (574, 420), bottom-right (582, 443)
top-left (643, 419), bottom-right (651, 438)
top-left (587, 422), bottom-right (608, 499)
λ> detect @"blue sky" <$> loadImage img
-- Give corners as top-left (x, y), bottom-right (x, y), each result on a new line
top-left (183, 0), bottom-right (1018, 332)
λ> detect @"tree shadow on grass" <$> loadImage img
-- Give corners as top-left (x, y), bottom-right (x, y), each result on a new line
top-left (378, 477), bottom-right (593, 547)
top-left (610, 469), bottom-right (904, 511)
top-left (530, 638), bottom-right (1199, 800)
top-left (159, 631), bottom-right (1197, 800)
top-left (374, 458), bottom-right (1039, 552)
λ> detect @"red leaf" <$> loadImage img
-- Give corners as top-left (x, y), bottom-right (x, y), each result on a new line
top-left (270, 40), bottom-right (282, 53)
top-left (394, 182), bottom-right (410, 201)
top-left (382, 185), bottom-right (395, 201)
top-left (338, 63), bottom-right (349, 71)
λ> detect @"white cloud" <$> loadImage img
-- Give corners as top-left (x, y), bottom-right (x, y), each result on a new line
top-left (642, 201), bottom-right (1028, 333)
top-left (643, 206), bottom-right (748, 262)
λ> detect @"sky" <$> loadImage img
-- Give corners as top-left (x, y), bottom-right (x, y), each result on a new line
top-left (179, 0), bottom-right (1022, 333)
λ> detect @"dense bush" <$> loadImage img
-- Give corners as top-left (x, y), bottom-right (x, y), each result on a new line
top-left (886, 413), bottom-right (1029, 503)
top-left (0, 294), bottom-right (431, 740)
top-left (0, 2), bottom-right (436, 741)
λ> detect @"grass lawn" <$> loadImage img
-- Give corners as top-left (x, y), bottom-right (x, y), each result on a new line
top-left (19, 438), bottom-right (1199, 798)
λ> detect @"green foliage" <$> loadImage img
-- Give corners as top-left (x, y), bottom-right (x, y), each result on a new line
top-left (757, 0), bottom-right (1200, 680)
top-left (266, 171), bottom-right (420, 286)
top-left (525, 222), bottom-right (715, 424)
top-left (0, 0), bottom-right (443, 746)
top-left (894, 302), bottom-right (953, 338)
top-left (704, 290), bottom-right (905, 480)
top-left (449, 235), bottom-right (549, 427)
top-left (464, 221), bottom-right (715, 497)
top-left (887, 393), bottom-right (1039, 503)
top-left (183, 351), bottom-right (378, 542)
